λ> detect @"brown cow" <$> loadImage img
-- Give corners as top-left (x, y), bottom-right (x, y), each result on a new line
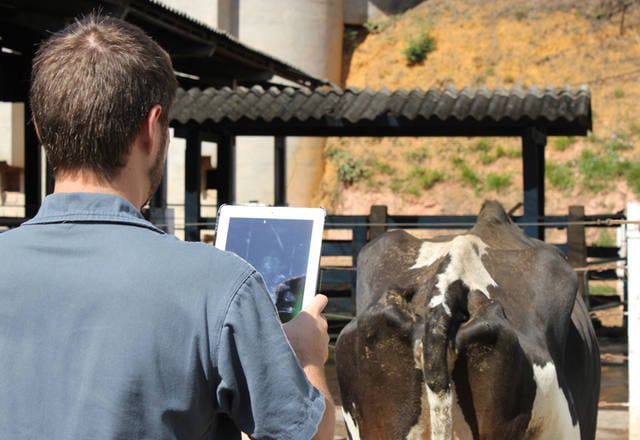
top-left (335, 201), bottom-right (600, 439)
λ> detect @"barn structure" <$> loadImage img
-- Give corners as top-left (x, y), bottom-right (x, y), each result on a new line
top-left (1, 0), bottom-right (592, 244)
top-left (0, 0), bottom-right (600, 325)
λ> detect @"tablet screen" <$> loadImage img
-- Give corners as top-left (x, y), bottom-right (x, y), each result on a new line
top-left (215, 205), bottom-right (325, 321)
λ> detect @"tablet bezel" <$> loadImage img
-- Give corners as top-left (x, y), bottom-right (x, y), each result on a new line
top-left (214, 204), bottom-right (326, 313)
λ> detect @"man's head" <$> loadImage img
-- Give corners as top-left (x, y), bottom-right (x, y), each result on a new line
top-left (30, 14), bottom-right (178, 182)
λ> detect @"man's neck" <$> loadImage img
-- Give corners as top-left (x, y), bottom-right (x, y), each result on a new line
top-left (54, 170), bottom-right (146, 209)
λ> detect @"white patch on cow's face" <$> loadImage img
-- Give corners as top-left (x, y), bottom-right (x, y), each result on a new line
top-left (526, 362), bottom-right (580, 440)
top-left (342, 404), bottom-right (361, 440)
top-left (426, 386), bottom-right (452, 440)
top-left (411, 234), bottom-right (496, 315)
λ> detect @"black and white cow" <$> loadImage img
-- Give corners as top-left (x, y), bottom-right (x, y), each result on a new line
top-left (335, 201), bottom-right (600, 439)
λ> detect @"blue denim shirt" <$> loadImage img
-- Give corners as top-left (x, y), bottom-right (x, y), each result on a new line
top-left (0, 193), bottom-right (324, 439)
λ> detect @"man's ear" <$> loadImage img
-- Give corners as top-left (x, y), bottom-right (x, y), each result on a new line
top-left (33, 119), bottom-right (43, 142)
top-left (141, 104), bottom-right (164, 154)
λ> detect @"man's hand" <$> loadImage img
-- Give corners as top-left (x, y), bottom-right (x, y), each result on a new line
top-left (282, 294), bottom-right (330, 368)
top-left (282, 294), bottom-right (335, 440)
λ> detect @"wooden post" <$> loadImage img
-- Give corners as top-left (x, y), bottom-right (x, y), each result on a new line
top-left (567, 206), bottom-right (587, 303)
top-left (369, 205), bottom-right (388, 241)
top-left (627, 202), bottom-right (640, 439)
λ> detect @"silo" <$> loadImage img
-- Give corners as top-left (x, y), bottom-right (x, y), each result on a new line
top-left (234, 0), bottom-right (344, 206)
top-left (159, 0), bottom-right (343, 207)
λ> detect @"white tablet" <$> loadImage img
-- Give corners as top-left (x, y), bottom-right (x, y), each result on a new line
top-left (214, 205), bottom-right (326, 321)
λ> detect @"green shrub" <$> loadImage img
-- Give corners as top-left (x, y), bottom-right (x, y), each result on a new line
top-left (452, 157), bottom-right (480, 187)
top-left (471, 140), bottom-right (492, 152)
top-left (404, 145), bottom-right (430, 162)
top-left (364, 14), bottom-right (400, 34)
top-left (403, 32), bottom-right (436, 64)
top-left (363, 21), bottom-right (380, 34)
top-left (576, 149), bottom-right (623, 191)
top-left (331, 151), bottom-right (370, 185)
top-left (546, 162), bottom-right (575, 191)
top-left (624, 159), bottom-right (640, 196)
top-left (390, 177), bottom-right (404, 193)
top-left (504, 147), bottom-right (521, 158)
top-left (614, 87), bottom-right (624, 98)
top-left (373, 159), bottom-right (396, 176)
top-left (408, 167), bottom-right (444, 189)
top-left (494, 145), bottom-right (507, 159)
top-left (404, 183), bottom-right (422, 196)
top-left (486, 173), bottom-right (512, 191)
top-left (551, 137), bottom-right (574, 151)
top-left (344, 28), bottom-right (359, 43)
top-left (606, 132), bottom-right (633, 151)
top-left (480, 152), bottom-right (496, 165)
top-left (594, 228), bottom-right (616, 247)
top-left (514, 8), bottom-right (527, 21)
top-left (451, 156), bottom-right (464, 166)
top-left (586, 133), bottom-right (600, 144)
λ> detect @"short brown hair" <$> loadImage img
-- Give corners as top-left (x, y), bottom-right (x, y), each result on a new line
top-left (30, 14), bottom-right (178, 180)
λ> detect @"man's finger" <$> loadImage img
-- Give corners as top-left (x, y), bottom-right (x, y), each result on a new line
top-left (305, 294), bottom-right (328, 316)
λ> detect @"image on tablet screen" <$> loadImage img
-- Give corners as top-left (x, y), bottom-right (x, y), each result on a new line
top-left (225, 217), bottom-right (313, 320)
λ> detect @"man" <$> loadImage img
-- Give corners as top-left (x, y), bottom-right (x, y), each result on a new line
top-left (0, 14), bottom-right (334, 439)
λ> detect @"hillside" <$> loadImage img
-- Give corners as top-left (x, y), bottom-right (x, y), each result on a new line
top-left (318, 0), bottom-right (640, 229)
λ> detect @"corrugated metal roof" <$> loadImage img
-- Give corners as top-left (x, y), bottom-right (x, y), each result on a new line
top-left (170, 84), bottom-right (592, 137)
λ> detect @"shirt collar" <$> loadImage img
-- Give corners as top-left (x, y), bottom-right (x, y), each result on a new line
top-left (23, 192), bottom-right (165, 234)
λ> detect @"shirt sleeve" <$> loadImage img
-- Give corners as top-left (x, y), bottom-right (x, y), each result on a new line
top-left (214, 271), bottom-right (326, 440)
